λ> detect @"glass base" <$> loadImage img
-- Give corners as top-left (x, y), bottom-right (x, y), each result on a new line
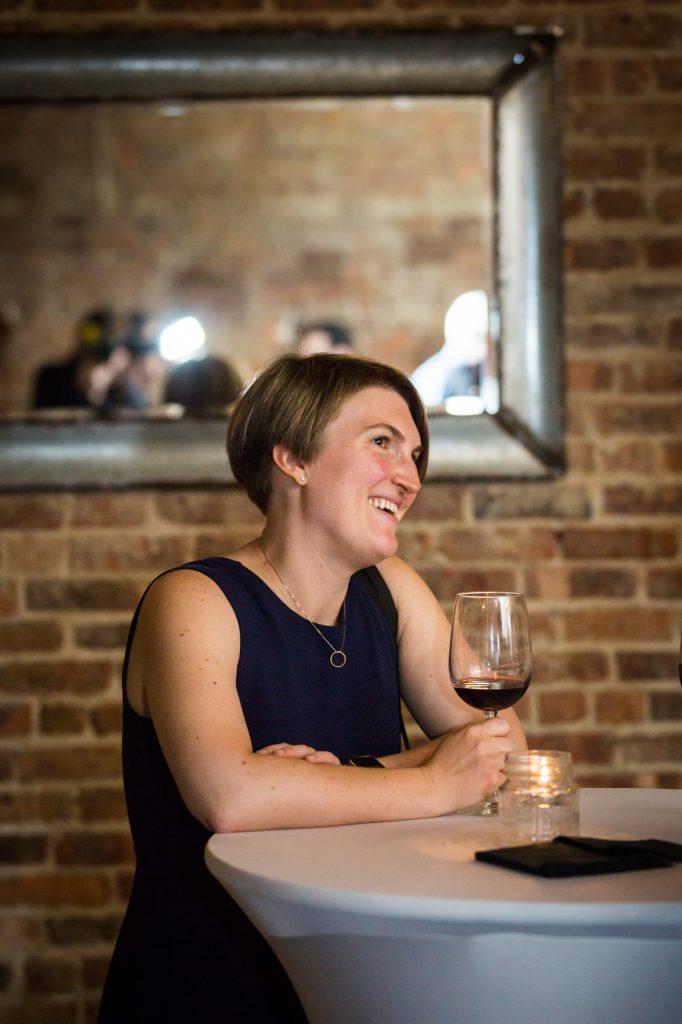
top-left (456, 794), bottom-right (498, 816)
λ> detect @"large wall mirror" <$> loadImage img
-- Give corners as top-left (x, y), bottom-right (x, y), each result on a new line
top-left (0, 30), bottom-right (563, 489)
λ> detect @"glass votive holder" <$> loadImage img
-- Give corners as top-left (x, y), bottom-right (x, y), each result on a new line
top-left (498, 750), bottom-right (580, 844)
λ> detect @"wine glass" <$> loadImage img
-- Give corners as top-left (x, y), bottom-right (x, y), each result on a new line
top-left (449, 592), bottom-right (532, 816)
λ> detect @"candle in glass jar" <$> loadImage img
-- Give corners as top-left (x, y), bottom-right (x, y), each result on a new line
top-left (498, 750), bottom-right (580, 844)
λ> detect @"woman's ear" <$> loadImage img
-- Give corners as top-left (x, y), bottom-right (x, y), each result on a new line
top-left (271, 445), bottom-right (307, 485)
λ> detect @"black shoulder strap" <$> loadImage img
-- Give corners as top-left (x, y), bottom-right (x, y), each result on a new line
top-left (354, 565), bottom-right (410, 750)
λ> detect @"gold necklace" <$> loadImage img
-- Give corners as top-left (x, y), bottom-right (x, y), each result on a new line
top-left (258, 544), bottom-right (347, 668)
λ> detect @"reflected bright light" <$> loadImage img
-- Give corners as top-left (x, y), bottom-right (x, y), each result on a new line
top-left (444, 395), bottom-right (486, 416)
top-left (159, 317), bottom-right (206, 362)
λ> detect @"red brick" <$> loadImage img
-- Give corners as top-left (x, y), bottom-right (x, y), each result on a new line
top-left (647, 568), bottom-right (682, 598)
top-left (565, 439), bottom-right (595, 472)
top-left (537, 691), bottom-right (587, 723)
top-left (0, 620), bottom-right (62, 653)
top-left (153, 492), bottom-right (232, 526)
top-left (78, 787), bottom-right (126, 824)
top-left (395, 528), bottom-right (436, 566)
top-left (0, 497), bottom-right (64, 530)
top-left (193, 528), bottom-right (262, 560)
top-left (418, 568), bottom-right (518, 603)
top-left (655, 188), bottom-right (682, 222)
top-left (0, 834), bottom-right (48, 864)
top-left (407, 483), bottom-right (464, 522)
top-left (593, 188), bottom-right (646, 219)
top-left (0, 872), bottom-right (111, 907)
top-left (0, 580), bottom-right (18, 616)
top-left (564, 608), bottom-right (670, 642)
top-left (72, 494), bottom-right (148, 527)
top-left (15, 998), bottom-right (79, 1024)
top-left (595, 690), bottom-right (646, 723)
top-left (90, 703), bottom-right (122, 736)
top-left (564, 239), bottom-right (637, 272)
top-left (565, 359), bottom-right (614, 389)
top-left (563, 188), bottom-right (587, 220)
top-left (74, 622), bottom-right (130, 649)
top-left (5, 536), bottom-right (66, 573)
top-left (595, 401), bottom-right (682, 434)
top-left (69, 535), bottom-right (188, 573)
top-left (0, 790), bottom-right (73, 825)
top-left (585, 12), bottom-right (682, 49)
top-left (618, 734), bottom-right (682, 763)
top-left (570, 568), bottom-right (636, 598)
top-left (662, 440), bottom-right (682, 470)
top-left (652, 58), bottom-right (682, 91)
top-left (671, 318), bottom-right (682, 348)
top-left (604, 484), bottom-right (682, 515)
top-left (55, 831), bottom-right (133, 867)
top-left (17, 745), bottom-right (121, 783)
top-left (650, 691), bottom-right (682, 720)
top-left (524, 568), bottom-right (571, 601)
top-left (40, 703), bottom-right (88, 735)
top-left (561, 527), bottom-right (677, 559)
top-left (473, 486), bottom-right (590, 520)
top-left (440, 528), bottom-right (522, 561)
top-left (655, 143), bottom-right (682, 175)
top-left (564, 144), bottom-right (646, 181)
top-left (0, 703), bottom-right (31, 737)
top-left (616, 650), bottom-right (678, 681)
top-left (645, 237), bottom-right (682, 268)
top-left (47, 914), bottom-right (121, 946)
top-left (2, 661), bottom-right (112, 696)
top-left (599, 440), bottom-right (658, 473)
top-left (565, 651), bottom-right (610, 684)
top-left (26, 579), bottom-right (140, 612)
top-left (25, 956), bottom-right (78, 995)
top-left (525, 731), bottom-right (614, 766)
top-left (35, 0), bottom-right (137, 9)
top-left (81, 954), bottom-right (110, 991)
top-left (619, 358), bottom-right (682, 392)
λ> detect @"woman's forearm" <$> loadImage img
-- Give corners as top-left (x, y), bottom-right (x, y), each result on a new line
top-left (378, 736), bottom-right (444, 769)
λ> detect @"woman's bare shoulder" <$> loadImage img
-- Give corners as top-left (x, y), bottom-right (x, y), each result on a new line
top-left (137, 565), bottom-right (236, 630)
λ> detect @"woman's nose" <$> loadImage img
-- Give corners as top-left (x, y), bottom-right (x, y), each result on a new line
top-left (394, 455), bottom-right (421, 494)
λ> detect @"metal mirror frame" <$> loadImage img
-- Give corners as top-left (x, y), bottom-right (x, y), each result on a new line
top-left (0, 29), bottom-right (564, 490)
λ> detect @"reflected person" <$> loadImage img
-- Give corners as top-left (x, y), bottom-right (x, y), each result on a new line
top-left (164, 355), bottom-right (241, 414)
top-left (410, 290), bottom-right (489, 406)
top-left (32, 307), bottom-right (128, 411)
top-left (297, 320), bottom-right (354, 355)
top-left (97, 352), bottom-right (526, 1022)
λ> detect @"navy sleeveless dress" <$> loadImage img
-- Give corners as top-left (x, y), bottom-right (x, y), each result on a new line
top-left (98, 558), bottom-right (401, 1023)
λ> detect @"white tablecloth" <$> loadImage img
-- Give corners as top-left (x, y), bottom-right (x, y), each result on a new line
top-left (206, 788), bottom-right (682, 1024)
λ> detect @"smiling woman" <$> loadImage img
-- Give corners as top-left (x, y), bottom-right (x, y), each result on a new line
top-left (97, 349), bottom-right (527, 1021)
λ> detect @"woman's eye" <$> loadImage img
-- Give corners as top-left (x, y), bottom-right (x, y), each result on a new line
top-left (372, 436), bottom-right (388, 448)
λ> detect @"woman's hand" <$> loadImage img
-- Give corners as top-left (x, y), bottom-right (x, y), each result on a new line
top-left (423, 716), bottom-right (514, 812)
top-left (255, 742), bottom-right (341, 765)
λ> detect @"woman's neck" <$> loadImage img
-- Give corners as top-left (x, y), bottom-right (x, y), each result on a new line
top-left (249, 528), bottom-right (350, 626)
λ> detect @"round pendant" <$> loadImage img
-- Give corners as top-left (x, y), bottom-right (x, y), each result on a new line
top-left (330, 650), bottom-right (347, 669)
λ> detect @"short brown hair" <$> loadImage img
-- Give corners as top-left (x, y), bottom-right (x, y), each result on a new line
top-left (227, 353), bottom-right (429, 514)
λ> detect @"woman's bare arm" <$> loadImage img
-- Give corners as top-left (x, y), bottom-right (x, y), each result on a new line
top-left (374, 556), bottom-right (528, 763)
top-left (129, 569), bottom-right (515, 832)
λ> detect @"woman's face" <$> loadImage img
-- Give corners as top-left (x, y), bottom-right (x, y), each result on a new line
top-left (302, 386), bottom-right (423, 566)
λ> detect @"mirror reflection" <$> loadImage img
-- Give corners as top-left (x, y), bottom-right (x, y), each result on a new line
top-left (0, 96), bottom-right (493, 419)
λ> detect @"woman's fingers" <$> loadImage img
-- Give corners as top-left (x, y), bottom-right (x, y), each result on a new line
top-left (303, 750), bottom-right (341, 765)
top-left (254, 743), bottom-right (339, 764)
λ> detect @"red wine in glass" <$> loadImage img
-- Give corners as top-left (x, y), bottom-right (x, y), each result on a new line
top-left (454, 674), bottom-right (531, 715)
top-left (450, 592), bottom-right (532, 815)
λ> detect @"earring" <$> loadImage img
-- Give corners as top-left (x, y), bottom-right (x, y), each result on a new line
top-left (300, 474), bottom-right (306, 484)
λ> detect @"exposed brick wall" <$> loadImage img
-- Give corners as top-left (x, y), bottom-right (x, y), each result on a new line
top-left (1, 2), bottom-right (682, 1022)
